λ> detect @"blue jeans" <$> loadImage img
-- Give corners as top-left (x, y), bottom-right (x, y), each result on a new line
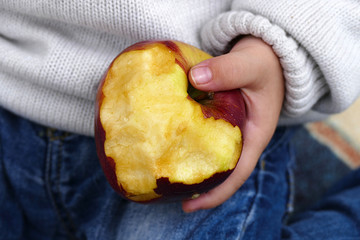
top-left (0, 107), bottom-right (359, 239)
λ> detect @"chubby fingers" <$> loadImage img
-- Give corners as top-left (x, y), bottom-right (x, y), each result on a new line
top-left (188, 36), bottom-right (280, 92)
top-left (183, 36), bottom-right (284, 212)
top-left (189, 52), bottom-right (258, 92)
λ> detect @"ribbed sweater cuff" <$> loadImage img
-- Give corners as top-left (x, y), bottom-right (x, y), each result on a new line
top-left (200, 11), bottom-right (329, 117)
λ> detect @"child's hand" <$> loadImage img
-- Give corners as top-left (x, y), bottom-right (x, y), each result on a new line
top-left (182, 36), bottom-right (284, 212)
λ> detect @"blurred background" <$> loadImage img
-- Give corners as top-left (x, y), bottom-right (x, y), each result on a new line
top-left (291, 98), bottom-right (360, 213)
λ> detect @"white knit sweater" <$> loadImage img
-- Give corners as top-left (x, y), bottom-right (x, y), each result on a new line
top-left (1, 0), bottom-right (359, 136)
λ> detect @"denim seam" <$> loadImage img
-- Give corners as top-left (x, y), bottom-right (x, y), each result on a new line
top-left (239, 128), bottom-right (295, 239)
top-left (45, 135), bottom-right (80, 240)
top-left (286, 145), bottom-right (296, 217)
top-left (45, 139), bottom-right (63, 234)
top-left (237, 171), bottom-right (260, 239)
top-left (55, 138), bottom-right (80, 239)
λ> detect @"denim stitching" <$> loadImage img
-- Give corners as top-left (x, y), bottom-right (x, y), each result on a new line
top-left (55, 137), bottom-right (81, 239)
top-left (237, 170), bottom-right (260, 239)
top-left (238, 128), bottom-right (295, 239)
top-left (45, 129), bottom-right (81, 240)
top-left (44, 135), bottom-right (63, 233)
top-left (285, 144), bottom-right (296, 218)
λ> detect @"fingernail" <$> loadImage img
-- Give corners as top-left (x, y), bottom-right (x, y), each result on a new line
top-left (190, 66), bottom-right (212, 86)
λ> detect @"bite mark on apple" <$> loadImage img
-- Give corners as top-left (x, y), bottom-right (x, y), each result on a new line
top-left (153, 170), bottom-right (232, 200)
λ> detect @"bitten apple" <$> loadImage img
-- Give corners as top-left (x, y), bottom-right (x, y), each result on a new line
top-left (95, 40), bottom-right (246, 202)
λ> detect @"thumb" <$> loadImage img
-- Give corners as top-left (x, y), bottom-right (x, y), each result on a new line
top-left (189, 49), bottom-right (259, 92)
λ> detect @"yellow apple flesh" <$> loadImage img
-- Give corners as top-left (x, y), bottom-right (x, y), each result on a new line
top-left (95, 40), bottom-right (245, 202)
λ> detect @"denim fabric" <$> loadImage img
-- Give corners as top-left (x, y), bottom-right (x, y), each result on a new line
top-left (282, 169), bottom-right (360, 239)
top-left (5, 106), bottom-right (357, 240)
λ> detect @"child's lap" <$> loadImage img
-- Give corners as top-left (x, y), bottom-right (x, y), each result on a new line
top-left (0, 107), bottom-right (295, 240)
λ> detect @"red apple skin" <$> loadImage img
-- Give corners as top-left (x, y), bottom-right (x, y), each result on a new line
top-left (95, 40), bottom-right (246, 202)
top-left (194, 90), bottom-right (246, 130)
top-left (154, 171), bottom-right (233, 201)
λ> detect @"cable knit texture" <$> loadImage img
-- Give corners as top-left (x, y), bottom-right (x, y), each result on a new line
top-left (0, 0), bottom-right (359, 135)
top-left (201, 0), bottom-right (360, 124)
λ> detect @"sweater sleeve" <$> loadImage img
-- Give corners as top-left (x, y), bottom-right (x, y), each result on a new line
top-left (200, 0), bottom-right (360, 122)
